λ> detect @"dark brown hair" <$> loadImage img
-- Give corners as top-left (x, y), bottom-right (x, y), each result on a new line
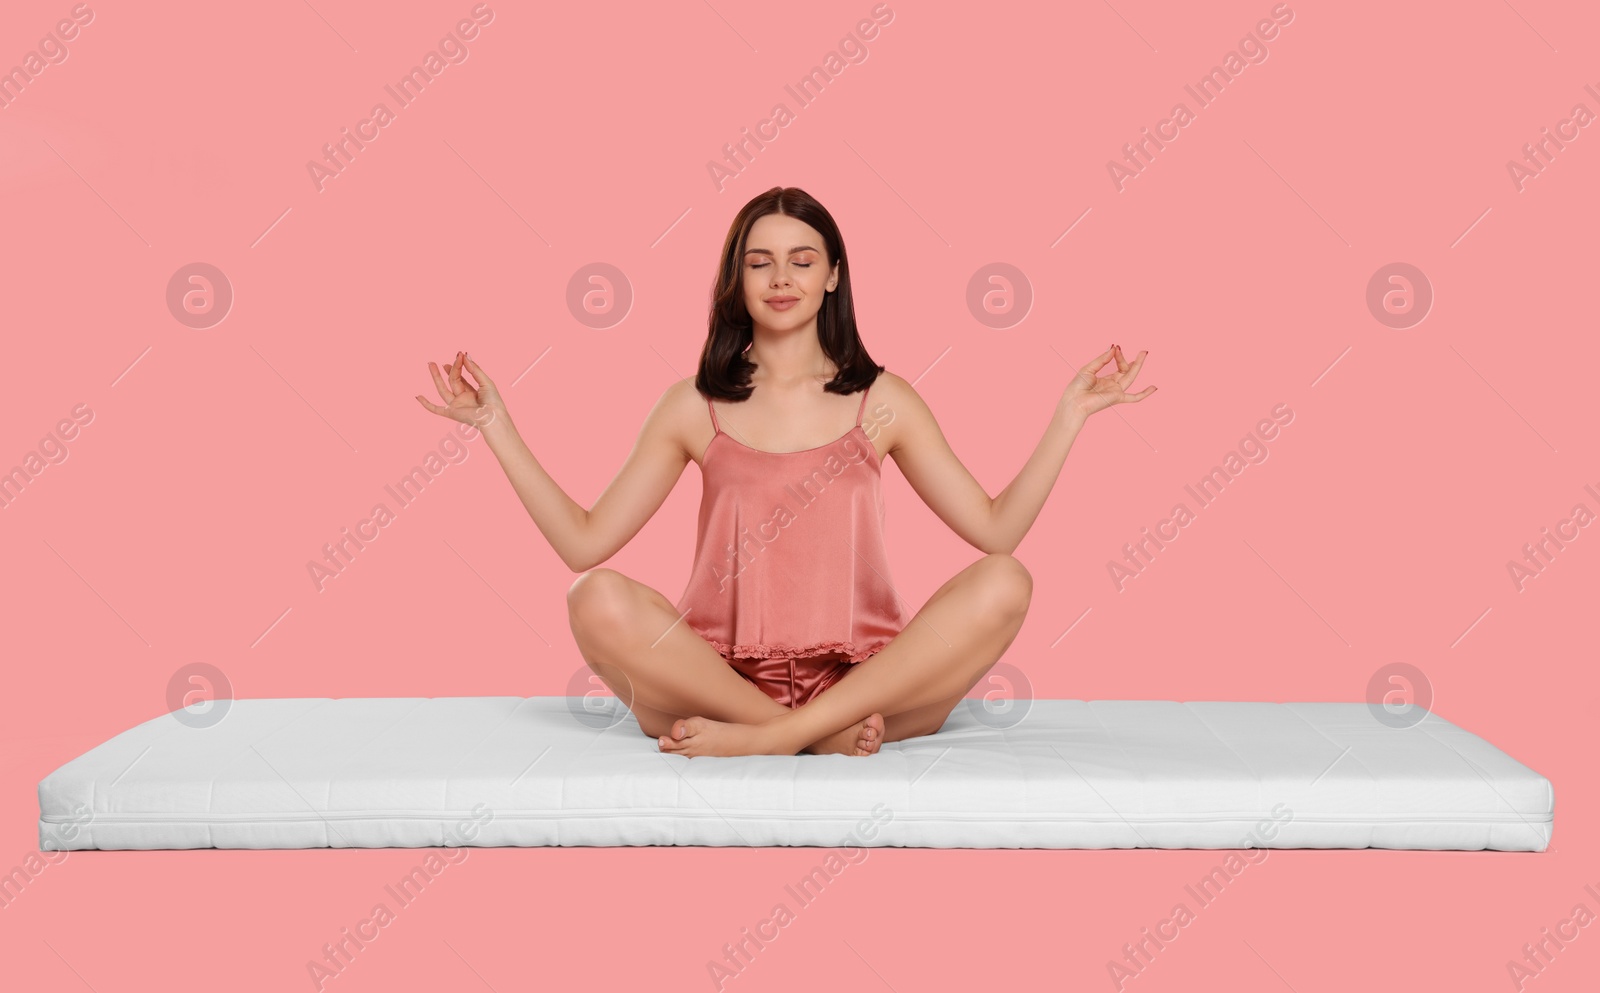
top-left (695, 186), bottom-right (885, 401)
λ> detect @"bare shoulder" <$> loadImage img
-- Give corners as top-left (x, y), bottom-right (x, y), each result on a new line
top-left (657, 376), bottom-right (711, 462)
top-left (865, 370), bottom-right (932, 458)
top-left (662, 375), bottom-right (701, 409)
top-left (869, 369), bottom-right (917, 404)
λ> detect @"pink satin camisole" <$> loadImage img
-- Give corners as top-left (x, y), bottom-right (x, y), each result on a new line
top-left (676, 382), bottom-right (910, 668)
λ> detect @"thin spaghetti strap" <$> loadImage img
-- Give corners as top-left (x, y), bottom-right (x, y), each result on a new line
top-left (707, 396), bottom-right (721, 434)
top-left (855, 384), bottom-right (870, 427)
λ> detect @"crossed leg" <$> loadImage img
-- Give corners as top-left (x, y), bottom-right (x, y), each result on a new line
top-left (567, 568), bottom-right (884, 755)
top-left (658, 552), bottom-right (1034, 757)
top-left (567, 552), bottom-right (1031, 757)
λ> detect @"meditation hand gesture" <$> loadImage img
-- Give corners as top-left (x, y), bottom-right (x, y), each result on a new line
top-left (1062, 344), bottom-right (1157, 420)
top-left (415, 351), bottom-right (506, 429)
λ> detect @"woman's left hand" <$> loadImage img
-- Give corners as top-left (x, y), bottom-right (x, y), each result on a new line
top-left (1061, 344), bottom-right (1156, 420)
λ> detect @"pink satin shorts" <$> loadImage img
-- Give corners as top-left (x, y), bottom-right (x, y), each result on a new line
top-left (723, 652), bottom-right (856, 709)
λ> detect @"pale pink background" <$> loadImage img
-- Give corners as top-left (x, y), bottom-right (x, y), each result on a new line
top-left (2, 0), bottom-right (1595, 989)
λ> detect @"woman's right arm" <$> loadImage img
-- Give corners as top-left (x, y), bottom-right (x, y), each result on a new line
top-left (417, 353), bottom-right (694, 573)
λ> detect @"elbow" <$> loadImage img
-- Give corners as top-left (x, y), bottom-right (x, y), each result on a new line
top-left (970, 531), bottom-right (1019, 556)
top-left (979, 521), bottom-right (1020, 555)
top-left (564, 543), bottom-right (614, 575)
top-left (562, 514), bottom-right (602, 573)
top-left (978, 503), bottom-right (1019, 555)
top-left (983, 537), bottom-right (1021, 556)
top-left (558, 542), bottom-right (594, 574)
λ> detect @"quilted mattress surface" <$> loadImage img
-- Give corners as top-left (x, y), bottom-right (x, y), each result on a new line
top-left (36, 697), bottom-right (1554, 851)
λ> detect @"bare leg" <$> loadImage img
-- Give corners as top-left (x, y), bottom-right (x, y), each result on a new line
top-left (567, 569), bottom-right (884, 755)
top-left (659, 552), bottom-right (1032, 757)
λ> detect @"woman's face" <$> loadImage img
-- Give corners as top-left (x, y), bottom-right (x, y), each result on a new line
top-left (740, 212), bottom-right (838, 333)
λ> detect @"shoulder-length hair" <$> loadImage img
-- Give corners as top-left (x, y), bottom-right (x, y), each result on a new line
top-left (695, 186), bottom-right (884, 401)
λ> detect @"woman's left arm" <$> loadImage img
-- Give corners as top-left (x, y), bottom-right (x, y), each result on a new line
top-left (882, 344), bottom-right (1155, 554)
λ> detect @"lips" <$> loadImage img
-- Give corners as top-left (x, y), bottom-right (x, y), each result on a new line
top-left (767, 297), bottom-right (798, 310)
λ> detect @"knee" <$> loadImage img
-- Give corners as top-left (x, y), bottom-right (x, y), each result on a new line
top-left (974, 552), bottom-right (1032, 619)
top-left (566, 568), bottom-right (633, 630)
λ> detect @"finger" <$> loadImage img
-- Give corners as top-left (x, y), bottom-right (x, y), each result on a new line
top-left (1116, 349), bottom-right (1147, 387)
top-left (448, 352), bottom-right (466, 393)
top-left (463, 352), bottom-right (496, 391)
top-left (1112, 344), bottom-right (1129, 375)
top-left (1125, 385), bottom-right (1157, 402)
top-left (415, 394), bottom-right (448, 416)
top-left (454, 353), bottom-right (482, 393)
top-left (428, 361), bottom-right (453, 403)
top-left (1078, 345), bottom-right (1115, 378)
top-left (453, 352), bottom-right (484, 395)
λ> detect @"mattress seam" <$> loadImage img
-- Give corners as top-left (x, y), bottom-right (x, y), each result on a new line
top-left (1183, 702), bottom-right (1266, 813)
top-left (1084, 701), bottom-right (1147, 814)
top-left (1280, 701), bottom-right (1380, 795)
top-left (1413, 719), bottom-right (1554, 847)
top-left (38, 810), bottom-right (1555, 825)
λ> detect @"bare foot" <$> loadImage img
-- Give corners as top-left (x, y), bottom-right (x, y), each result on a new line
top-left (658, 716), bottom-right (792, 757)
top-left (802, 713), bottom-right (885, 757)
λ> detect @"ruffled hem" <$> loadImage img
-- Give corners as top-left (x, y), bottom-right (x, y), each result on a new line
top-left (707, 639), bottom-right (888, 664)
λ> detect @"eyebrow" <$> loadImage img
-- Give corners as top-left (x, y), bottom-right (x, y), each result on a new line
top-left (743, 245), bottom-right (821, 256)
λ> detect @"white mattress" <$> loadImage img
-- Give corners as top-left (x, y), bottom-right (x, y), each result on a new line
top-left (36, 697), bottom-right (1553, 851)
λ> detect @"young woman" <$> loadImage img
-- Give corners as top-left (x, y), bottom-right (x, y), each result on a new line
top-left (416, 186), bottom-right (1155, 758)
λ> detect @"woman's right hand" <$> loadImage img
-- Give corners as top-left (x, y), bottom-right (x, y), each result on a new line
top-left (415, 351), bottom-right (507, 430)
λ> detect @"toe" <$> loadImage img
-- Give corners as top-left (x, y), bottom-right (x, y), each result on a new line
top-left (662, 717), bottom-right (707, 756)
top-left (857, 714), bottom-right (885, 756)
top-left (660, 727), bottom-right (693, 753)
